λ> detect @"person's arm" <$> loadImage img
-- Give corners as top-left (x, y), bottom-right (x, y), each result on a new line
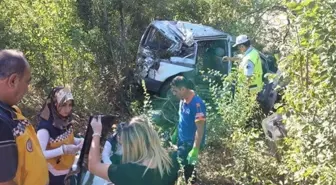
top-left (102, 141), bottom-right (112, 164)
top-left (243, 60), bottom-right (255, 89)
top-left (37, 129), bottom-right (64, 159)
top-left (244, 60), bottom-right (255, 78)
top-left (193, 103), bottom-right (206, 150)
top-left (222, 56), bottom-right (241, 62)
top-left (193, 123), bottom-right (205, 150)
top-left (0, 119), bottom-right (18, 185)
top-left (88, 116), bottom-right (110, 181)
top-left (187, 102), bottom-right (206, 165)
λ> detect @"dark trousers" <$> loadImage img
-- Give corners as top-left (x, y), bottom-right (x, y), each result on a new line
top-left (177, 142), bottom-right (197, 184)
top-left (49, 172), bottom-right (67, 185)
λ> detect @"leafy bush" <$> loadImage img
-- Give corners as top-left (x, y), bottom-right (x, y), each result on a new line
top-left (194, 70), bottom-right (282, 185)
top-left (198, 1), bottom-right (336, 185)
top-left (275, 1), bottom-right (336, 184)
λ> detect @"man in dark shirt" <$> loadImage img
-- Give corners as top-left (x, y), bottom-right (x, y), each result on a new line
top-left (0, 49), bottom-right (48, 185)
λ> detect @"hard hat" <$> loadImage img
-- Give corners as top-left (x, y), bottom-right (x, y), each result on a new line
top-left (233, 35), bottom-right (250, 47)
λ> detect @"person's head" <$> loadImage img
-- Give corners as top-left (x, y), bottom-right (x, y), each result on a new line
top-left (0, 49), bottom-right (31, 106)
top-left (120, 116), bottom-right (172, 177)
top-left (115, 122), bottom-right (126, 144)
top-left (233, 35), bottom-right (251, 54)
top-left (109, 122), bottom-right (126, 153)
top-left (170, 76), bottom-right (194, 100)
top-left (39, 86), bottom-right (74, 122)
top-left (52, 87), bottom-right (74, 118)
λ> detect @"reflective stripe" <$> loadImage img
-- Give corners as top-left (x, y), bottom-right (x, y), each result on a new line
top-left (249, 84), bottom-right (258, 89)
top-left (0, 143), bottom-right (16, 148)
top-left (0, 140), bottom-right (15, 144)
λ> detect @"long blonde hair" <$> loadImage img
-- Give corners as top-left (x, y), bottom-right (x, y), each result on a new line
top-left (121, 116), bottom-right (172, 177)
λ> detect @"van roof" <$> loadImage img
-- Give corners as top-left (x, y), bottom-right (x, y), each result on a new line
top-left (151, 20), bottom-right (231, 41)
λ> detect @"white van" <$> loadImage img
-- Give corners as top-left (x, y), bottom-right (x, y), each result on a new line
top-left (135, 20), bottom-right (278, 98)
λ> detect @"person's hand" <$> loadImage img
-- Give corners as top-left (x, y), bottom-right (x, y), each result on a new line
top-left (77, 138), bottom-right (84, 149)
top-left (63, 144), bottom-right (81, 155)
top-left (222, 56), bottom-right (229, 61)
top-left (187, 148), bottom-right (199, 165)
top-left (91, 115), bottom-right (102, 135)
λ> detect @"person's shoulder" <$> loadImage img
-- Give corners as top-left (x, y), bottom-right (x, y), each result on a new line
top-left (121, 163), bottom-right (144, 168)
top-left (0, 113), bottom-right (13, 127)
top-left (0, 105), bottom-right (15, 123)
top-left (110, 163), bottom-right (147, 175)
top-left (0, 116), bottom-right (16, 142)
top-left (37, 118), bottom-right (52, 131)
top-left (107, 134), bottom-right (117, 144)
top-left (0, 117), bottom-right (13, 131)
top-left (193, 95), bottom-right (205, 105)
top-left (122, 163), bottom-right (154, 172)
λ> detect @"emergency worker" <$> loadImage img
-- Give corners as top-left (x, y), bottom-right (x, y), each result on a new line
top-left (36, 86), bottom-right (84, 185)
top-left (0, 49), bottom-right (49, 185)
top-left (232, 34), bottom-right (264, 92)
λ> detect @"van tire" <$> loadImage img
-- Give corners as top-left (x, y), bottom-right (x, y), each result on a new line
top-left (159, 78), bottom-right (173, 98)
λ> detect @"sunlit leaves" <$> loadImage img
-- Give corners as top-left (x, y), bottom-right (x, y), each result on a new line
top-left (278, 0), bottom-right (336, 184)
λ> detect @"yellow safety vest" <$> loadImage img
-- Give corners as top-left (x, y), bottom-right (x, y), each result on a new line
top-left (46, 126), bottom-right (76, 171)
top-left (12, 106), bottom-right (49, 185)
top-left (239, 48), bottom-right (263, 92)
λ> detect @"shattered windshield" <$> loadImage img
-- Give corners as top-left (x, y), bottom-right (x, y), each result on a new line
top-left (143, 28), bottom-right (174, 51)
top-left (141, 26), bottom-right (196, 64)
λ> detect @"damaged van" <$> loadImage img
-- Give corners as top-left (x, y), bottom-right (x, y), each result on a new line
top-left (135, 20), bottom-right (276, 97)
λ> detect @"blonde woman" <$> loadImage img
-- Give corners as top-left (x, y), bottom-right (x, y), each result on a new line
top-left (88, 115), bottom-right (178, 185)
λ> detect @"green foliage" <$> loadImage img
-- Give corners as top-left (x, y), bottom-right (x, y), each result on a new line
top-left (276, 0), bottom-right (336, 184)
top-left (195, 69), bottom-right (282, 184)
top-left (206, 71), bottom-right (257, 139)
top-left (196, 1), bottom-right (336, 184)
top-left (3, 0), bottom-right (336, 184)
top-left (0, 0), bottom-right (115, 120)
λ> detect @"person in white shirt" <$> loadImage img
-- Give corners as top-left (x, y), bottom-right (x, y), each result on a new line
top-left (101, 122), bottom-right (125, 165)
top-left (36, 86), bottom-right (84, 185)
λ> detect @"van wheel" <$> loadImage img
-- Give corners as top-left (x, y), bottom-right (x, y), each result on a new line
top-left (159, 79), bottom-right (174, 99)
top-left (160, 78), bottom-right (181, 103)
top-left (159, 79), bottom-right (180, 122)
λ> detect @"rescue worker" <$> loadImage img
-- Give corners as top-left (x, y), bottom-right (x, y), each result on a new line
top-left (36, 86), bottom-right (84, 185)
top-left (224, 34), bottom-right (264, 93)
top-left (0, 49), bottom-right (49, 185)
top-left (170, 76), bottom-right (206, 185)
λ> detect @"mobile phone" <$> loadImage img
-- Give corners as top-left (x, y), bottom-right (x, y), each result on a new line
top-left (75, 115), bottom-right (118, 185)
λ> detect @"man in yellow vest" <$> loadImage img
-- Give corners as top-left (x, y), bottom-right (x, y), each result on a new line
top-left (232, 34), bottom-right (264, 93)
top-left (0, 49), bottom-right (49, 185)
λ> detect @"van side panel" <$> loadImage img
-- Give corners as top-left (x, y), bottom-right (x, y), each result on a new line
top-left (149, 62), bottom-right (194, 82)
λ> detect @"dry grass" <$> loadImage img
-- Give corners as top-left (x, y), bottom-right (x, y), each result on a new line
top-left (197, 143), bottom-right (235, 185)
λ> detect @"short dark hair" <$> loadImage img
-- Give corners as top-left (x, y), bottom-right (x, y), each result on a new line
top-left (0, 49), bottom-right (28, 79)
top-left (170, 76), bottom-right (194, 89)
